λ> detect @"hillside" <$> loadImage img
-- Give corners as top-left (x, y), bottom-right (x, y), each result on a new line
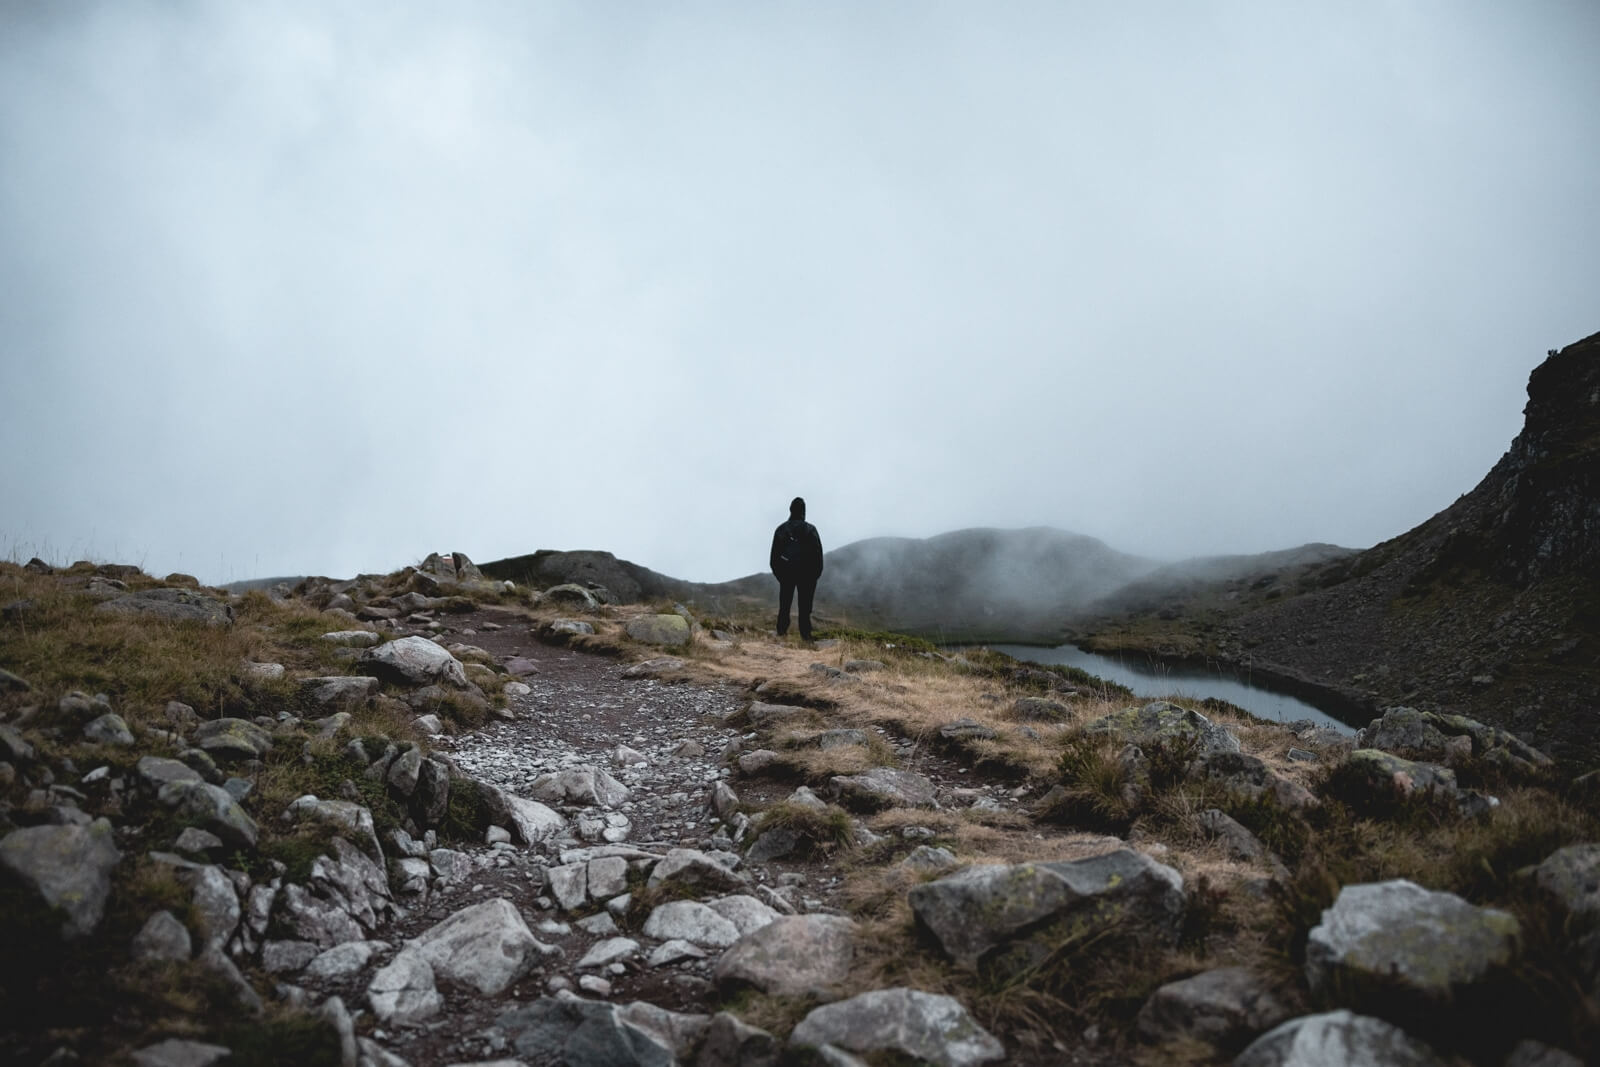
top-left (1086, 330), bottom-right (1600, 761)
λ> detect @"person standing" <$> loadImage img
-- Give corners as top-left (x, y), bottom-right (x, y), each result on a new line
top-left (770, 496), bottom-right (824, 640)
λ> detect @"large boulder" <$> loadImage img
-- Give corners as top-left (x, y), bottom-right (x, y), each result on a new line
top-left (1305, 879), bottom-right (1519, 1014)
top-left (1083, 701), bottom-right (1240, 755)
top-left (530, 766), bottom-right (630, 809)
top-left (908, 848), bottom-right (1184, 974)
top-left (409, 897), bottom-right (555, 995)
top-left (359, 636), bottom-right (470, 689)
top-left (95, 588), bottom-right (233, 625)
top-left (789, 988), bottom-right (1005, 1067)
top-left (642, 901), bottom-right (742, 949)
top-left (1335, 750), bottom-right (1481, 814)
top-left (713, 914), bottom-right (857, 997)
top-left (1234, 1010), bottom-right (1449, 1067)
top-left (0, 818), bottom-right (121, 938)
top-left (1521, 843), bottom-right (1600, 989)
top-left (646, 848), bottom-right (750, 895)
top-left (367, 948), bottom-right (442, 1025)
top-left (1357, 706), bottom-right (1552, 772)
top-left (624, 615), bottom-right (691, 647)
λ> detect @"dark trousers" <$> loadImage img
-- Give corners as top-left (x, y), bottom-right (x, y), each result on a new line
top-left (777, 575), bottom-right (817, 639)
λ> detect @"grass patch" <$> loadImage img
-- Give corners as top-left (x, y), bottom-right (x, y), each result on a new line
top-left (749, 801), bottom-right (857, 858)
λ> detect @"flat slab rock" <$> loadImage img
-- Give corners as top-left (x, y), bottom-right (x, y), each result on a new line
top-left (713, 913), bottom-right (857, 997)
top-left (908, 847), bottom-right (1184, 971)
top-left (830, 767), bottom-right (939, 811)
top-left (789, 987), bottom-right (1005, 1067)
top-left (409, 897), bottom-right (555, 995)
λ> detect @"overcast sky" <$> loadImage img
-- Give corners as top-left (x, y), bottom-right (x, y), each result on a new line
top-left (2, 2), bottom-right (1596, 586)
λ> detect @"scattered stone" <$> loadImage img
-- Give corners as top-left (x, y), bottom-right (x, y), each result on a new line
top-left (625, 615), bottom-right (691, 647)
top-left (193, 717), bottom-right (274, 761)
top-left (1010, 696), bottom-right (1071, 722)
top-left (286, 796), bottom-right (384, 862)
top-left (737, 750), bottom-right (779, 776)
top-left (908, 848), bottom-right (1184, 973)
top-left (622, 657), bottom-right (684, 679)
top-left (1136, 966), bottom-right (1297, 1051)
top-left (0, 818), bottom-right (121, 938)
top-left (831, 768), bottom-right (939, 811)
top-left (547, 619), bottom-right (596, 637)
top-left (1195, 751), bottom-right (1317, 810)
top-left (241, 661), bottom-right (286, 682)
top-left (306, 940), bottom-right (385, 981)
top-left (1234, 1010), bottom-right (1448, 1067)
top-left (648, 848), bottom-right (750, 895)
top-left (1306, 879), bottom-right (1520, 1012)
top-left (648, 939), bottom-right (708, 967)
top-left (698, 1011), bottom-right (778, 1067)
top-left (131, 909), bottom-right (193, 962)
top-left (530, 766), bottom-right (631, 808)
top-left (745, 826), bottom-right (800, 863)
top-left (137, 755), bottom-right (202, 790)
top-left (902, 845), bottom-right (960, 872)
top-left (939, 719), bottom-right (998, 742)
top-left (360, 636), bottom-right (470, 689)
top-left (706, 894), bottom-right (781, 937)
top-left (1197, 809), bottom-right (1279, 869)
top-left (83, 712), bottom-right (135, 746)
top-left (642, 900), bottom-right (742, 948)
top-left (709, 781), bottom-right (740, 821)
top-left (483, 786), bottom-right (566, 845)
top-left (323, 630), bottom-right (382, 648)
top-left (789, 988), bottom-right (1005, 1066)
top-left (578, 975), bottom-right (613, 996)
top-left (367, 948), bottom-right (442, 1025)
top-left (261, 940), bottom-right (321, 974)
top-left (577, 937), bottom-right (640, 970)
top-left (713, 914), bottom-right (857, 997)
top-left (130, 1038), bottom-right (234, 1067)
top-left (96, 588), bottom-right (233, 626)
top-left (302, 676), bottom-right (380, 707)
top-left (548, 863), bottom-right (588, 910)
top-left (1083, 701), bottom-right (1240, 755)
top-left (496, 996), bottom-right (683, 1066)
top-left (412, 714), bottom-right (445, 735)
top-left (411, 897), bottom-right (554, 995)
top-left (160, 781), bottom-right (260, 849)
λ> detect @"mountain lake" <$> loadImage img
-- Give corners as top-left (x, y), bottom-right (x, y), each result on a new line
top-left (990, 643), bottom-right (1358, 734)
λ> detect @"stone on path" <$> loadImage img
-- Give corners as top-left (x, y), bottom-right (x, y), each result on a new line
top-left (642, 900), bottom-right (742, 949)
top-left (0, 818), bottom-right (121, 938)
top-left (367, 948), bottom-right (442, 1025)
top-left (484, 785), bottom-right (566, 845)
top-left (360, 635), bottom-right (470, 689)
top-left (530, 766), bottom-right (631, 808)
top-left (713, 914), bottom-right (857, 997)
top-left (908, 848), bottom-right (1184, 973)
top-left (1305, 879), bottom-right (1519, 1011)
top-left (497, 995), bottom-right (686, 1067)
top-left (623, 657), bottom-right (684, 678)
top-left (789, 988), bottom-right (1005, 1067)
top-left (624, 615), bottom-right (691, 647)
top-left (1234, 1010), bottom-right (1449, 1067)
top-left (646, 848), bottom-right (749, 894)
top-left (830, 767), bottom-right (939, 811)
top-left (410, 897), bottom-right (554, 995)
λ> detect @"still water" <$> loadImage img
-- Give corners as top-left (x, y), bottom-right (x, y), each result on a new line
top-left (989, 643), bottom-right (1356, 734)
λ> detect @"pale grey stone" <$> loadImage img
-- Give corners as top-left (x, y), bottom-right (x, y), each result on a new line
top-left (173, 827), bottom-right (224, 855)
top-left (323, 630), bottom-right (382, 648)
top-left (84, 712), bottom-right (135, 745)
top-left (548, 862), bottom-right (588, 910)
top-left (647, 848), bottom-right (750, 894)
top-left (130, 1038), bottom-right (234, 1067)
top-left (697, 1011), bottom-right (778, 1067)
top-left (530, 766), bottom-right (630, 808)
top-left (647, 939), bottom-right (707, 967)
top-left (409, 897), bottom-right (554, 995)
top-left (713, 914), bottom-right (856, 997)
top-left (902, 846), bottom-right (959, 872)
top-left (642, 901), bottom-right (741, 948)
top-left (368, 948), bottom-right (442, 1025)
top-left (577, 937), bottom-right (640, 969)
top-left (192, 717), bottom-right (274, 761)
top-left (261, 939), bottom-right (321, 973)
top-left (577, 912), bottom-right (620, 937)
top-left (1136, 966), bottom-right (1297, 1049)
top-left (286, 796), bottom-right (384, 862)
top-left (588, 856), bottom-right (629, 899)
top-left (624, 615), bottom-right (691, 647)
top-left (830, 768), bottom-right (940, 811)
top-left (306, 940), bottom-right (386, 981)
top-left (0, 818), bottom-right (121, 938)
top-left (706, 894), bottom-right (780, 937)
top-left (483, 785), bottom-right (566, 845)
top-left (131, 909), bottom-right (192, 962)
top-left (360, 636), bottom-right (470, 689)
top-left (789, 988), bottom-right (1005, 1066)
top-left (1235, 1011), bottom-right (1448, 1067)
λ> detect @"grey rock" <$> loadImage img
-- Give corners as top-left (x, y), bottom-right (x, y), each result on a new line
top-left (831, 767), bottom-right (939, 811)
top-left (192, 717), bottom-right (274, 761)
top-left (1305, 879), bottom-right (1520, 1011)
top-left (736, 749), bottom-right (779, 776)
top-left (697, 1012), bottom-right (778, 1067)
top-left (939, 718), bottom-right (998, 742)
top-left (496, 995), bottom-right (678, 1067)
top-left (588, 856), bottom-right (629, 900)
top-left (356, 1035), bottom-right (412, 1067)
top-left (709, 781), bottom-right (740, 822)
top-left (261, 939), bottom-right (321, 973)
top-left (622, 657), bottom-right (684, 679)
top-left (159, 780), bottom-right (259, 849)
top-left (812, 729), bottom-right (871, 749)
top-left (368, 948), bottom-right (442, 1025)
top-left (1198, 809), bottom-right (1278, 867)
top-left (1195, 751), bottom-right (1318, 811)
top-left (130, 1038), bottom-right (234, 1067)
top-left (302, 676), bottom-right (380, 707)
top-left (96, 588), bottom-right (233, 626)
top-left (0, 723), bottom-right (35, 761)
top-left (387, 746), bottom-right (423, 796)
top-left (616, 1001), bottom-right (712, 1061)
top-left (483, 785), bottom-right (566, 845)
top-left (1503, 1039), bottom-right (1586, 1067)
top-left (286, 796), bottom-right (384, 862)
top-left (548, 862), bottom-right (588, 910)
top-left (322, 630), bottom-right (382, 648)
top-left (647, 939), bottom-right (707, 967)
top-left (1083, 700), bottom-right (1240, 755)
top-left (173, 827), bottom-right (224, 855)
top-left (410, 897), bottom-right (554, 995)
top-left (624, 615), bottom-right (692, 647)
top-left (278, 882), bottom-right (365, 948)
top-left (643, 901), bottom-right (742, 948)
top-left (1357, 706), bottom-right (1551, 771)
top-left (0, 818), bottom-right (121, 938)
top-left (713, 914), bottom-right (857, 997)
top-left (647, 848), bottom-right (750, 895)
top-left (578, 937), bottom-right (640, 969)
top-left (576, 912), bottom-right (620, 937)
top-left (706, 894), bottom-right (781, 937)
top-left (1340, 749), bottom-right (1461, 806)
top-left (544, 584), bottom-right (601, 609)
top-left (178, 863), bottom-right (241, 950)
top-left (198, 944), bottom-right (263, 1014)
top-left (131, 909), bottom-right (193, 962)
top-left (747, 701), bottom-right (807, 725)
top-left (241, 661), bottom-right (286, 682)
top-left (83, 712), bottom-right (135, 746)
top-left (530, 766), bottom-right (630, 808)
top-left (789, 988), bottom-right (1005, 1066)
top-left (745, 826), bottom-right (800, 863)
top-left (320, 995), bottom-right (359, 1067)
top-left (1234, 1010), bottom-right (1448, 1067)
top-left (908, 848), bottom-right (1184, 972)
top-left (903, 845), bottom-right (960, 872)
top-left (360, 636), bottom-right (470, 689)
top-left (1136, 967), bottom-right (1296, 1050)
top-left (1010, 696), bottom-right (1071, 722)
top-left (307, 940), bottom-right (385, 981)
top-left (547, 619), bottom-right (596, 636)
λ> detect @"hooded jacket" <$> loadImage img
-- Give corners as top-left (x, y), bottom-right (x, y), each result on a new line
top-left (770, 500), bottom-right (824, 581)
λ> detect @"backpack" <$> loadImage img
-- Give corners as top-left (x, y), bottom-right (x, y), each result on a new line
top-left (776, 523), bottom-right (806, 570)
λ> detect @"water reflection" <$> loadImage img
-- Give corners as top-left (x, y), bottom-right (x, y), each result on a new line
top-left (989, 643), bottom-right (1356, 734)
